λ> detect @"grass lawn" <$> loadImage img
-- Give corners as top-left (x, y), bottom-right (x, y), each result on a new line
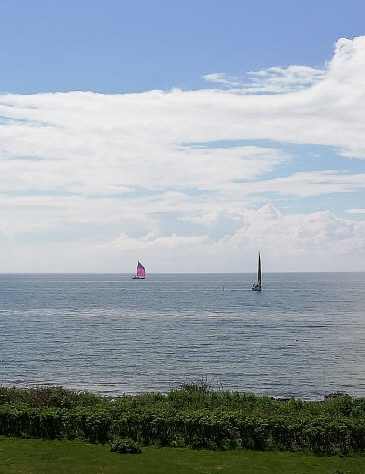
top-left (0, 437), bottom-right (364, 474)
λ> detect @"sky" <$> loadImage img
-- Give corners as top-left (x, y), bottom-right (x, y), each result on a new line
top-left (1, 0), bottom-right (365, 273)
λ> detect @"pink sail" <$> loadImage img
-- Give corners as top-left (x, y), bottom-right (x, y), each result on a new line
top-left (136, 261), bottom-right (146, 278)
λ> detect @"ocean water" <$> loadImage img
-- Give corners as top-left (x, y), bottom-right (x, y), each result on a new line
top-left (0, 272), bottom-right (364, 400)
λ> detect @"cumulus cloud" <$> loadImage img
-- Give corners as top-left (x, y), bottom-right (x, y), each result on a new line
top-left (226, 204), bottom-right (365, 271)
top-left (0, 36), bottom-right (365, 271)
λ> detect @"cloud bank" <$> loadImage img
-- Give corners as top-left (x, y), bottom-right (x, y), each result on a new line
top-left (0, 36), bottom-right (364, 272)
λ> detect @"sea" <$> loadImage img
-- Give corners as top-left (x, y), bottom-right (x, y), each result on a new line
top-left (0, 272), bottom-right (364, 400)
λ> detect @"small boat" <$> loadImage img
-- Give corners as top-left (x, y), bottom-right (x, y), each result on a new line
top-left (132, 261), bottom-right (146, 279)
top-left (252, 252), bottom-right (262, 291)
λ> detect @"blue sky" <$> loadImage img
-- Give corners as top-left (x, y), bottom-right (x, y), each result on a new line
top-left (2, 0), bottom-right (365, 93)
top-left (0, 0), bottom-right (365, 272)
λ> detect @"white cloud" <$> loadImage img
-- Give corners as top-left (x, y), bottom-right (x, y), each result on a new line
top-left (226, 204), bottom-right (365, 271)
top-left (110, 231), bottom-right (208, 249)
top-left (0, 36), bottom-right (365, 271)
top-left (204, 65), bottom-right (326, 94)
top-left (346, 209), bottom-right (365, 214)
top-left (0, 200), bottom-right (364, 272)
top-left (245, 170), bottom-right (365, 198)
top-left (203, 72), bottom-right (246, 89)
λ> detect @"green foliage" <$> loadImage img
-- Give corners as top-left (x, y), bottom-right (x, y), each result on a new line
top-left (2, 385), bottom-right (365, 455)
top-left (109, 437), bottom-right (142, 454)
top-left (174, 376), bottom-right (223, 394)
top-left (0, 386), bottom-right (104, 409)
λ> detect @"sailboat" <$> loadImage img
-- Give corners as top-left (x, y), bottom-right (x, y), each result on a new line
top-left (252, 252), bottom-right (262, 291)
top-left (132, 261), bottom-right (146, 279)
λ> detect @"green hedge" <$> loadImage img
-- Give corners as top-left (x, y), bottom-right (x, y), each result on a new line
top-left (1, 386), bottom-right (365, 454)
top-left (1, 405), bottom-right (365, 454)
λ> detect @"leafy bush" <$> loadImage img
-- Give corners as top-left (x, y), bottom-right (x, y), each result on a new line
top-left (109, 437), bottom-right (142, 454)
top-left (176, 376), bottom-right (222, 394)
top-left (0, 386), bottom-right (105, 409)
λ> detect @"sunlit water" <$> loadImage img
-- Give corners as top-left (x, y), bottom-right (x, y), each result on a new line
top-left (0, 273), bottom-right (364, 400)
